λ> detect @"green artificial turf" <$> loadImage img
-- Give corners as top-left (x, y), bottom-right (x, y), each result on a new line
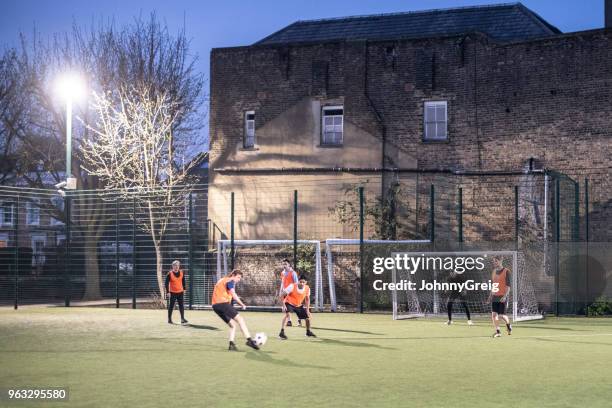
top-left (0, 307), bottom-right (611, 408)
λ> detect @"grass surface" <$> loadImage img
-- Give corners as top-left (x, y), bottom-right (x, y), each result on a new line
top-left (1, 307), bottom-right (611, 408)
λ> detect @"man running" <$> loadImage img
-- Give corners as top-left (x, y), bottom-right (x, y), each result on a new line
top-left (279, 258), bottom-right (300, 327)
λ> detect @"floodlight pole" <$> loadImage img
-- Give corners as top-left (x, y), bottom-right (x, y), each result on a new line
top-left (66, 98), bottom-right (73, 179)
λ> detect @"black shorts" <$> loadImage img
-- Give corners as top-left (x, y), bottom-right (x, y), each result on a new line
top-left (285, 302), bottom-right (309, 320)
top-left (491, 300), bottom-right (506, 314)
top-left (212, 302), bottom-right (239, 324)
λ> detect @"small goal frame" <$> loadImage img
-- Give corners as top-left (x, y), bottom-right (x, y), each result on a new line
top-left (391, 250), bottom-right (543, 322)
top-left (217, 240), bottom-right (323, 310)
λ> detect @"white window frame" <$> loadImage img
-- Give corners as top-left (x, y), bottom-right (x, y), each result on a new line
top-left (184, 193), bottom-right (197, 222)
top-left (1, 201), bottom-right (14, 226)
top-left (50, 196), bottom-right (65, 226)
top-left (321, 105), bottom-right (344, 146)
top-left (31, 233), bottom-right (46, 266)
top-left (0, 232), bottom-right (9, 248)
top-left (423, 101), bottom-right (448, 141)
top-left (244, 111), bottom-right (256, 148)
top-left (56, 234), bottom-right (66, 246)
top-left (26, 199), bottom-right (41, 226)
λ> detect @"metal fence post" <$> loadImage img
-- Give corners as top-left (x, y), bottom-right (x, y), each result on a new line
top-left (13, 195), bottom-right (19, 310)
top-left (132, 197), bottom-right (137, 309)
top-left (457, 187), bottom-right (463, 244)
top-left (515, 185), bottom-right (519, 250)
top-left (64, 196), bottom-right (71, 307)
top-left (115, 198), bottom-right (120, 308)
top-left (188, 192), bottom-right (194, 310)
top-left (230, 192), bottom-right (235, 271)
top-left (584, 178), bottom-right (589, 314)
top-left (555, 177), bottom-right (560, 317)
top-left (430, 185), bottom-right (435, 243)
top-left (359, 186), bottom-right (364, 314)
top-left (293, 190), bottom-right (298, 269)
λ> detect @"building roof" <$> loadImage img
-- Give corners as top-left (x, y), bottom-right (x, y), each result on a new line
top-left (255, 3), bottom-right (561, 45)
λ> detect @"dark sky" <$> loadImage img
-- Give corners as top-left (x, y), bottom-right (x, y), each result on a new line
top-left (0, 0), bottom-right (605, 140)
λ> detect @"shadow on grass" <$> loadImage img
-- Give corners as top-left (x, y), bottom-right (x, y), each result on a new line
top-left (245, 352), bottom-right (330, 369)
top-left (514, 325), bottom-right (590, 332)
top-left (186, 324), bottom-right (220, 331)
top-left (530, 337), bottom-right (612, 347)
top-left (311, 327), bottom-right (382, 335)
top-left (317, 337), bottom-right (396, 350)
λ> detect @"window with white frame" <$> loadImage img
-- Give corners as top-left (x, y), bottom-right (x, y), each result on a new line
top-left (56, 234), bottom-right (66, 246)
top-left (26, 200), bottom-right (40, 226)
top-left (424, 101), bottom-right (448, 140)
top-left (1, 201), bottom-right (14, 226)
top-left (31, 233), bottom-right (46, 266)
top-left (50, 196), bottom-right (65, 226)
top-left (184, 193), bottom-right (197, 222)
top-left (0, 233), bottom-right (9, 248)
top-left (244, 111), bottom-right (255, 148)
top-left (321, 106), bottom-right (344, 146)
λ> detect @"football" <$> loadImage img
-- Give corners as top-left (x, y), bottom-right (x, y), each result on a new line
top-left (254, 332), bottom-right (268, 346)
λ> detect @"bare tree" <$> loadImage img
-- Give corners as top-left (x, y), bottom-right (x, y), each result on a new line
top-left (82, 85), bottom-right (196, 300)
top-left (0, 15), bottom-right (204, 299)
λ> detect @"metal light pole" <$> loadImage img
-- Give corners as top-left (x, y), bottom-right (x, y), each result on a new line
top-left (56, 73), bottom-right (84, 190)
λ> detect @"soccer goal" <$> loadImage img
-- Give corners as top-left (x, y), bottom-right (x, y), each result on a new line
top-left (325, 239), bottom-right (430, 312)
top-left (217, 240), bottom-right (323, 311)
top-left (391, 251), bottom-right (543, 322)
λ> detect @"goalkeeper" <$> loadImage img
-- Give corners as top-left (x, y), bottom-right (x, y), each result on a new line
top-left (445, 270), bottom-right (473, 326)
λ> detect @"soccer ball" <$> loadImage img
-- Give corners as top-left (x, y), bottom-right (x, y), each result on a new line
top-left (254, 332), bottom-right (268, 346)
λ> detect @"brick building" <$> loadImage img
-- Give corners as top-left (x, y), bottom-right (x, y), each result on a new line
top-left (208, 2), bottom-right (612, 244)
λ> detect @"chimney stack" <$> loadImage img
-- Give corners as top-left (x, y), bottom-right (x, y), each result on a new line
top-left (607, 0), bottom-right (612, 28)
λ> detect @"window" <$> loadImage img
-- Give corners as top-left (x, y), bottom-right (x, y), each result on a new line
top-left (322, 106), bottom-right (343, 146)
top-left (31, 234), bottom-right (46, 266)
top-left (184, 193), bottom-right (197, 222)
top-left (424, 101), bottom-right (448, 140)
top-left (244, 111), bottom-right (255, 148)
top-left (50, 196), bottom-right (65, 226)
top-left (56, 234), bottom-right (66, 246)
top-left (0, 233), bottom-right (9, 248)
top-left (1, 201), bottom-right (14, 226)
top-left (26, 200), bottom-right (40, 226)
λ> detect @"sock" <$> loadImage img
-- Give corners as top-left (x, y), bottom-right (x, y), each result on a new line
top-left (506, 323), bottom-right (512, 330)
top-left (496, 327), bottom-right (500, 333)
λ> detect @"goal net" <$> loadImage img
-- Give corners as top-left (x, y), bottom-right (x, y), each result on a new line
top-left (325, 239), bottom-right (430, 311)
top-left (217, 240), bottom-right (323, 310)
top-left (391, 251), bottom-right (543, 322)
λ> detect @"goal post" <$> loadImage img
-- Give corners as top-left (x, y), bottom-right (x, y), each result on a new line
top-left (391, 251), bottom-right (543, 322)
top-left (325, 239), bottom-right (430, 312)
top-left (217, 240), bottom-right (323, 311)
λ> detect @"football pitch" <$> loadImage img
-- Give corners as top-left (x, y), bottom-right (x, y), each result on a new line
top-left (1, 307), bottom-right (611, 408)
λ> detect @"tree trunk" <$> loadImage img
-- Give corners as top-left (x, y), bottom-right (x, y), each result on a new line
top-left (154, 242), bottom-right (166, 306)
top-left (83, 233), bottom-right (102, 300)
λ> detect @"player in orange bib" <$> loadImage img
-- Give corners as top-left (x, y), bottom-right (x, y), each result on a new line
top-left (488, 256), bottom-right (513, 337)
top-left (212, 269), bottom-right (259, 351)
top-left (279, 259), bottom-right (300, 327)
top-left (164, 260), bottom-right (188, 325)
top-left (279, 275), bottom-right (316, 339)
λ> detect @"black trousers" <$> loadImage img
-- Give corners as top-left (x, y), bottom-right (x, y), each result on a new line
top-left (168, 292), bottom-right (185, 321)
top-left (447, 293), bottom-right (471, 320)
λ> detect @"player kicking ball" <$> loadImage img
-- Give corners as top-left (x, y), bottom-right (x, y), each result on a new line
top-left (211, 269), bottom-right (260, 351)
top-left (489, 256), bottom-right (513, 338)
top-left (279, 275), bottom-right (316, 340)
